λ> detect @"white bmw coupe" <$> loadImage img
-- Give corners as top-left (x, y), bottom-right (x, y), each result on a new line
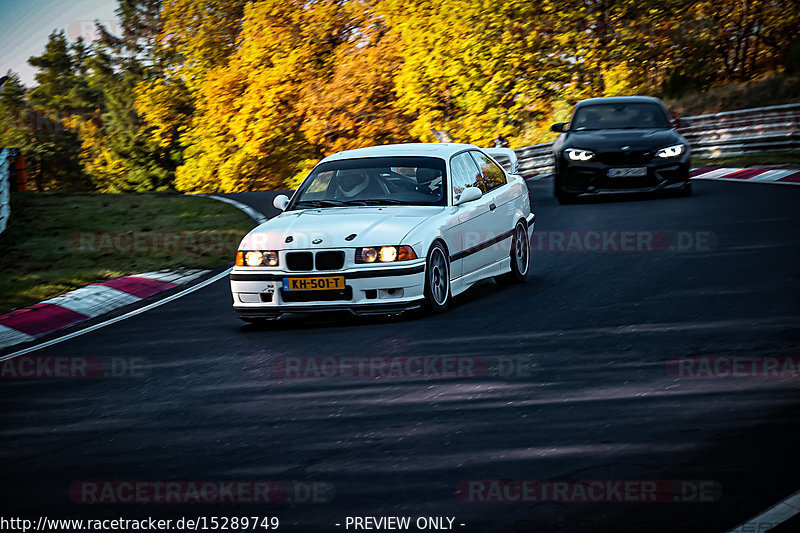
top-left (230, 143), bottom-right (534, 322)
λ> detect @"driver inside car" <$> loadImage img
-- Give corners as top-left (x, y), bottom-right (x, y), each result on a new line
top-left (333, 170), bottom-right (386, 199)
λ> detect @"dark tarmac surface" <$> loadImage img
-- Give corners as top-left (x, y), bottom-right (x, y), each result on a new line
top-left (1, 178), bottom-right (798, 532)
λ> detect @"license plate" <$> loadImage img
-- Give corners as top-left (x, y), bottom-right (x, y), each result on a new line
top-left (283, 276), bottom-right (345, 291)
top-left (608, 167), bottom-right (648, 177)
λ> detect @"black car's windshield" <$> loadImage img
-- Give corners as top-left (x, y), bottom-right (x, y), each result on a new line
top-left (289, 156), bottom-right (447, 209)
top-left (570, 103), bottom-right (670, 131)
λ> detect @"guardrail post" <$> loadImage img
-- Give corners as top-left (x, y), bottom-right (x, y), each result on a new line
top-left (0, 148), bottom-right (14, 234)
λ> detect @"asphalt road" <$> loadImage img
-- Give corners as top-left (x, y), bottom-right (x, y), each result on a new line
top-left (1, 178), bottom-right (799, 533)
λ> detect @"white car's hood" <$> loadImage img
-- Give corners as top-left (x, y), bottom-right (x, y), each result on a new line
top-left (240, 206), bottom-right (443, 250)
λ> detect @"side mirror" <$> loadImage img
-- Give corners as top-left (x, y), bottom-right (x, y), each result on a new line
top-left (455, 186), bottom-right (482, 206)
top-left (273, 194), bottom-right (289, 211)
top-left (551, 122), bottom-right (567, 133)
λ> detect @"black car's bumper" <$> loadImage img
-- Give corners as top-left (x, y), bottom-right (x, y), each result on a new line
top-left (555, 155), bottom-right (691, 195)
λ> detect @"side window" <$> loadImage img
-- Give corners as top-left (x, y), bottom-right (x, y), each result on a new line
top-left (470, 151), bottom-right (507, 192)
top-left (449, 152), bottom-right (482, 202)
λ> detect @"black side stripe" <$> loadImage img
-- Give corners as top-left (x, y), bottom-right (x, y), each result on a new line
top-left (450, 228), bottom-right (515, 262)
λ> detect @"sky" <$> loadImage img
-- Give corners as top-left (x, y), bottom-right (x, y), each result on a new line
top-left (0, 0), bottom-right (119, 87)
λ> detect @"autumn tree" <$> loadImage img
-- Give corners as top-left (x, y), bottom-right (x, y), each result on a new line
top-left (173, 0), bottom-right (354, 192)
top-left (70, 0), bottom-right (183, 192)
top-left (298, 2), bottom-right (417, 160)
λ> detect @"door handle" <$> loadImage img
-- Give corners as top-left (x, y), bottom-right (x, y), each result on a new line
top-left (489, 203), bottom-right (497, 211)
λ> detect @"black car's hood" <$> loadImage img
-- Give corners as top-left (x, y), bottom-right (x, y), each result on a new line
top-left (563, 129), bottom-right (682, 150)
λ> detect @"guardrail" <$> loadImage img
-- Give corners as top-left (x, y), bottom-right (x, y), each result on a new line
top-left (0, 148), bottom-right (14, 234)
top-left (677, 103), bottom-right (800, 159)
top-left (514, 103), bottom-right (800, 176)
top-left (515, 143), bottom-right (555, 176)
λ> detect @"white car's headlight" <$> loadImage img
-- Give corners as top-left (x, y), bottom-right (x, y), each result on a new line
top-left (356, 246), bottom-right (417, 264)
top-left (656, 144), bottom-right (685, 158)
top-left (236, 250), bottom-right (279, 267)
top-left (565, 148), bottom-right (595, 161)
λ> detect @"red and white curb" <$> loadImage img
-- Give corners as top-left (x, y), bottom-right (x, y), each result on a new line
top-left (0, 270), bottom-right (207, 350)
top-left (690, 167), bottom-right (800, 184)
top-left (525, 167), bottom-right (800, 185)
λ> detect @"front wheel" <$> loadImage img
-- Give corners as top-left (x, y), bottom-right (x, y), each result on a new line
top-left (423, 242), bottom-right (450, 313)
top-left (676, 182), bottom-right (692, 197)
top-left (554, 174), bottom-right (577, 204)
top-left (496, 221), bottom-right (530, 284)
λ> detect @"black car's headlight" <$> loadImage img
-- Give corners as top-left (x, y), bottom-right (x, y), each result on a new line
top-left (565, 148), bottom-right (595, 161)
top-left (356, 246), bottom-right (417, 263)
top-left (656, 144), bottom-right (685, 158)
top-left (236, 250), bottom-right (279, 267)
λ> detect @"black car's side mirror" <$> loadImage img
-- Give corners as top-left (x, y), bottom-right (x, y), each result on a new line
top-left (551, 122), bottom-right (567, 133)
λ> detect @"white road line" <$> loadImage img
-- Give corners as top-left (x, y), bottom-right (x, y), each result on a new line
top-left (0, 268), bottom-right (232, 361)
top-left (727, 489), bottom-right (800, 533)
top-left (206, 194), bottom-right (269, 224)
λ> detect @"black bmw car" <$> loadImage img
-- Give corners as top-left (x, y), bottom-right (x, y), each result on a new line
top-left (551, 96), bottom-right (692, 203)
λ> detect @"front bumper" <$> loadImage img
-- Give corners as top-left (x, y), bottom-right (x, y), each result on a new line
top-left (230, 262), bottom-right (426, 319)
top-left (557, 156), bottom-right (690, 195)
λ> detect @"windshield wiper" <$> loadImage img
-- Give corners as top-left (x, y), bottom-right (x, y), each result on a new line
top-left (295, 199), bottom-right (348, 208)
top-left (357, 198), bottom-right (408, 205)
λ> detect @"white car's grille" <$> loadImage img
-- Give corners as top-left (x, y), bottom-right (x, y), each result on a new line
top-left (285, 251), bottom-right (346, 271)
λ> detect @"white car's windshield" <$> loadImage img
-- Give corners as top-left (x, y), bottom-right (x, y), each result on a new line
top-left (289, 156), bottom-right (447, 209)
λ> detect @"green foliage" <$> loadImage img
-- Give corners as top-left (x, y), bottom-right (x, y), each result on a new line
top-left (0, 192), bottom-right (254, 312)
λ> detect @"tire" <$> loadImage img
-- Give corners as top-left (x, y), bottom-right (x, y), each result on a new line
top-left (423, 241), bottom-right (450, 313)
top-left (677, 182), bottom-right (692, 197)
top-left (496, 221), bottom-right (530, 284)
top-left (554, 175), bottom-right (577, 204)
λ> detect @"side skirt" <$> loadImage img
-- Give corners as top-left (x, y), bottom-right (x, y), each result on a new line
top-left (450, 257), bottom-right (511, 297)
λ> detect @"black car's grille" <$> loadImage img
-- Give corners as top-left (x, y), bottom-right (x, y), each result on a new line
top-left (315, 251), bottom-right (345, 271)
top-left (286, 252), bottom-right (314, 271)
top-left (599, 151), bottom-right (654, 166)
top-left (281, 286), bottom-right (353, 302)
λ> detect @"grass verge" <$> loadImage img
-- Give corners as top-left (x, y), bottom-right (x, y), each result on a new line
top-left (0, 193), bottom-right (254, 314)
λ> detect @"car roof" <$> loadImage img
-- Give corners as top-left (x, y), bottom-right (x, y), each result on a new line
top-left (575, 96), bottom-right (665, 107)
top-left (320, 143), bottom-right (480, 163)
